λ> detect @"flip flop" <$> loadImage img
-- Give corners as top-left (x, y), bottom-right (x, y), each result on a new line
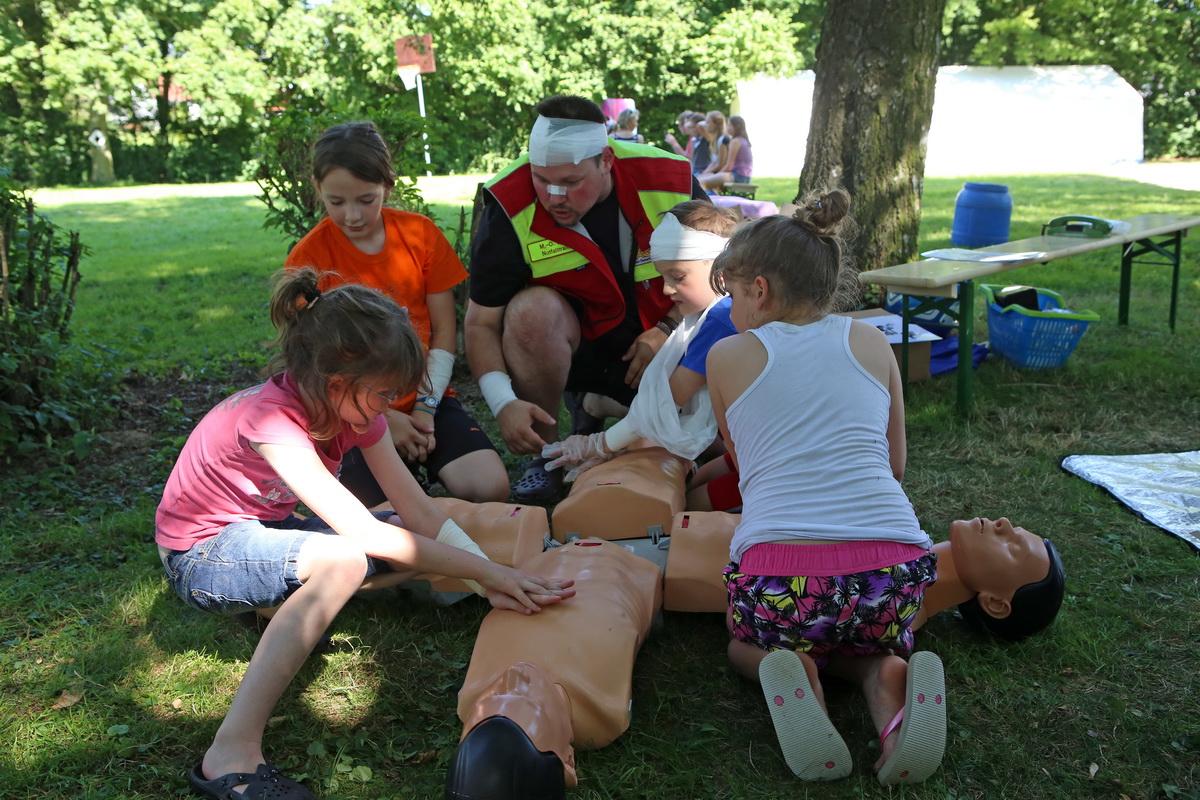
top-left (188, 762), bottom-right (315, 799)
top-left (876, 650), bottom-right (947, 786)
top-left (511, 457), bottom-right (563, 502)
top-left (758, 649), bottom-right (852, 781)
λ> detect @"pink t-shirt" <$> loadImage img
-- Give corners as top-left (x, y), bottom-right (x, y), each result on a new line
top-left (155, 372), bottom-right (386, 551)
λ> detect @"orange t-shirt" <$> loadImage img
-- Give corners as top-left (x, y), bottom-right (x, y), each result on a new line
top-left (286, 208), bottom-right (467, 411)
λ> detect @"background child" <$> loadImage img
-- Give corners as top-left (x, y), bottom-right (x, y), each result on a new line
top-left (700, 114), bottom-right (752, 192)
top-left (662, 110), bottom-right (697, 158)
top-left (286, 121), bottom-right (509, 505)
top-left (543, 200), bottom-right (741, 507)
top-left (611, 108), bottom-right (644, 143)
top-left (697, 110), bottom-right (732, 187)
top-left (158, 268), bottom-right (573, 800)
top-left (706, 189), bottom-right (947, 785)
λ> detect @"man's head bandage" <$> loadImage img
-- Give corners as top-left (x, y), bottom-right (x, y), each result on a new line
top-left (650, 212), bottom-right (730, 263)
top-left (529, 116), bottom-right (608, 166)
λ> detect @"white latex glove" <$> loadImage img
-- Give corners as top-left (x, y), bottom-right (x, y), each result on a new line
top-left (542, 432), bottom-right (613, 473)
top-left (563, 455), bottom-right (614, 483)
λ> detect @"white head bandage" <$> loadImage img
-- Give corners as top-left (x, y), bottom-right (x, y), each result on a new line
top-left (650, 212), bottom-right (730, 263)
top-left (529, 116), bottom-right (609, 166)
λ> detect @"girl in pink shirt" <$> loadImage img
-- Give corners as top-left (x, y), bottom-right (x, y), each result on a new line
top-left (157, 268), bottom-right (573, 800)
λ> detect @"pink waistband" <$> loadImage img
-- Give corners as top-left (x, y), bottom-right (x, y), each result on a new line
top-left (738, 540), bottom-right (930, 577)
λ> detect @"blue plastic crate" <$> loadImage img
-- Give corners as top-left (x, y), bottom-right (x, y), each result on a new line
top-left (980, 285), bottom-right (1100, 369)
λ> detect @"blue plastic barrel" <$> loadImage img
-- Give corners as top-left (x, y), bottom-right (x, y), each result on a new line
top-left (951, 182), bottom-right (1012, 248)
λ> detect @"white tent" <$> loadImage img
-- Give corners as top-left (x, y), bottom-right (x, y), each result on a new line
top-left (735, 65), bottom-right (1144, 177)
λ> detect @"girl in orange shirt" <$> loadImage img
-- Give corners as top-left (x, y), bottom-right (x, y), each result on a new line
top-left (287, 122), bottom-right (510, 504)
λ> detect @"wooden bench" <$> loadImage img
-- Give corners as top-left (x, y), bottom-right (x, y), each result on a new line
top-left (858, 212), bottom-right (1200, 415)
top-left (722, 182), bottom-right (758, 200)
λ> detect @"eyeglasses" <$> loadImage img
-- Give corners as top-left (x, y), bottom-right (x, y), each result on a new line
top-left (369, 386), bottom-right (400, 405)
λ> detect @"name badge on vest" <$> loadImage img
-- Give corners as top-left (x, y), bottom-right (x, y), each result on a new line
top-left (528, 239), bottom-right (572, 263)
top-left (633, 247), bottom-right (653, 269)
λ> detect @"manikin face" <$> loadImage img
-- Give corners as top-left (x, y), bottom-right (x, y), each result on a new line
top-left (950, 517), bottom-right (1050, 616)
top-left (315, 167), bottom-right (389, 251)
top-left (659, 259), bottom-right (718, 317)
top-left (530, 149), bottom-right (614, 228)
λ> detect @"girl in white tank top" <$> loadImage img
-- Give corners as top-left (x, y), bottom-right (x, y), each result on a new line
top-left (705, 189), bottom-right (946, 786)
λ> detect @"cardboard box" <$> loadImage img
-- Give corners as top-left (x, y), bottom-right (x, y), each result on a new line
top-left (840, 309), bottom-right (940, 382)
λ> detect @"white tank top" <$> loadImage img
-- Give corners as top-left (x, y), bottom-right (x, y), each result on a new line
top-left (727, 316), bottom-right (931, 561)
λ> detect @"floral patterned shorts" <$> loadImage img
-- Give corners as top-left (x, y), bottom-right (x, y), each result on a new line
top-left (723, 542), bottom-right (938, 668)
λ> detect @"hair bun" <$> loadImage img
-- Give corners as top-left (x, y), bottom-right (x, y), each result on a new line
top-left (791, 187), bottom-right (852, 238)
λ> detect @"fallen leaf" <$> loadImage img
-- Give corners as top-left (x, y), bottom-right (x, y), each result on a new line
top-left (1089, 763), bottom-right (1099, 779)
top-left (51, 689), bottom-right (83, 710)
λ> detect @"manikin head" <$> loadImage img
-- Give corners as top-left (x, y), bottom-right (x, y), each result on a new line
top-left (950, 517), bottom-right (1066, 641)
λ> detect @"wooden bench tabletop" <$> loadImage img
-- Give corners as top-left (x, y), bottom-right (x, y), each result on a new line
top-left (860, 212), bottom-right (1200, 293)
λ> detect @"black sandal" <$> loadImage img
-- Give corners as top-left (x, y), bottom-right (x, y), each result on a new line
top-left (511, 457), bottom-right (563, 502)
top-left (188, 762), bottom-right (315, 799)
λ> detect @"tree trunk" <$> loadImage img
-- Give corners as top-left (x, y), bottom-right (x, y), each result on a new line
top-left (800, 0), bottom-right (947, 278)
top-left (87, 101), bottom-right (115, 185)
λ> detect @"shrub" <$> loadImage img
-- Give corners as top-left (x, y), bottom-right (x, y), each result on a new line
top-left (0, 172), bottom-right (115, 461)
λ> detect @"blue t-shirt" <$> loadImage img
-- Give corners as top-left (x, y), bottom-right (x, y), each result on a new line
top-left (679, 297), bottom-right (737, 375)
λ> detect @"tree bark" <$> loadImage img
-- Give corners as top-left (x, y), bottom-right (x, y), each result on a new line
top-left (800, 0), bottom-right (947, 277)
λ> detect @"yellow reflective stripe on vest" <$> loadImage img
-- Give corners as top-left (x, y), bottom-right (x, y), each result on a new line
top-left (490, 145), bottom-right (690, 279)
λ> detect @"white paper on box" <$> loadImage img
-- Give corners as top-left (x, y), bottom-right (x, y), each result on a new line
top-left (855, 313), bottom-right (941, 344)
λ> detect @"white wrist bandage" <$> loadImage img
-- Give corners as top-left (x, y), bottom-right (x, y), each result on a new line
top-left (422, 348), bottom-right (455, 403)
top-left (603, 417), bottom-right (641, 453)
top-left (436, 518), bottom-right (487, 596)
top-left (479, 371), bottom-right (519, 417)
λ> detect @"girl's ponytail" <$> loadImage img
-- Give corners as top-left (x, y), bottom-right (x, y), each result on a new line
top-left (712, 186), bottom-right (858, 318)
top-left (269, 267), bottom-right (323, 334)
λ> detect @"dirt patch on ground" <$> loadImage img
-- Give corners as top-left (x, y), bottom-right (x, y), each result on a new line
top-left (2, 364), bottom-right (265, 510)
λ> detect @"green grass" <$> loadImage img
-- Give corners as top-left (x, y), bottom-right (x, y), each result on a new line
top-left (5, 174), bottom-right (1200, 799)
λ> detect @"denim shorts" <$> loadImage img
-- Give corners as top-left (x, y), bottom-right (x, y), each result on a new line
top-left (161, 513), bottom-right (395, 615)
top-left (731, 173), bottom-right (752, 184)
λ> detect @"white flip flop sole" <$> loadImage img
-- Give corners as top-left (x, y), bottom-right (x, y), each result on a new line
top-left (759, 649), bottom-right (852, 781)
top-left (876, 650), bottom-right (947, 785)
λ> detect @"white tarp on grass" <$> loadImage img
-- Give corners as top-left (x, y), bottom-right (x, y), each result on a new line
top-left (1061, 451), bottom-right (1200, 550)
top-left (736, 65), bottom-right (1144, 178)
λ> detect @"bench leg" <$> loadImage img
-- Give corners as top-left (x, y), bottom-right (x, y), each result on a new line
top-left (1170, 231), bottom-right (1181, 331)
top-left (1120, 231), bottom-right (1184, 330)
top-left (897, 287), bottom-right (974, 417)
top-left (1119, 244), bottom-right (1133, 326)
top-left (956, 280), bottom-right (975, 415)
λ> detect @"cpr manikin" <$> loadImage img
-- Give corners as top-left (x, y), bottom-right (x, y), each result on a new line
top-left (442, 456), bottom-right (1064, 798)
